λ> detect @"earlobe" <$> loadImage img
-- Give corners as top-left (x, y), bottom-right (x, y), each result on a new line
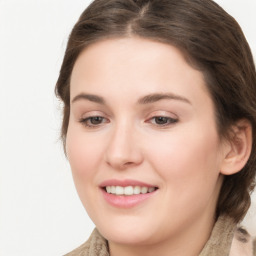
top-left (220, 119), bottom-right (252, 175)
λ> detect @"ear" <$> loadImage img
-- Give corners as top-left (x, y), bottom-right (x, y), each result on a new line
top-left (220, 119), bottom-right (252, 175)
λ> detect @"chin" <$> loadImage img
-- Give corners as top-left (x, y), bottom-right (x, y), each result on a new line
top-left (102, 229), bottom-right (154, 245)
top-left (96, 218), bottom-right (157, 245)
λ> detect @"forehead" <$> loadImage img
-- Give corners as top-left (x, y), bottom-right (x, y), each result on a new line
top-left (70, 37), bottom-right (210, 107)
top-left (72, 37), bottom-right (191, 73)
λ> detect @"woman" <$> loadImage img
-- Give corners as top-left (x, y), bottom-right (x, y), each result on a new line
top-left (56, 0), bottom-right (256, 255)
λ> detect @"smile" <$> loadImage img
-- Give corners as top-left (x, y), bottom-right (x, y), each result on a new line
top-left (100, 180), bottom-right (159, 208)
top-left (105, 186), bottom-right (157, 196)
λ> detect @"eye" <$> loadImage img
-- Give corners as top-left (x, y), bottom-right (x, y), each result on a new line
top-left (149, 116), bottom-right (178, 126)
top-left (79, 116), bottom-right (108, 127)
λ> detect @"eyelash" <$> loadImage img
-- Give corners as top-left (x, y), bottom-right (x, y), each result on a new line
top-left (79, 115), bottom-right (178, 128)
top-left (79, 116), bottom-right (109, 128)
top-left (148, 116), bottom-right (178, 126)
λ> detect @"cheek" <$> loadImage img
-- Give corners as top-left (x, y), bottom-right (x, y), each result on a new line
top-left (66, 124), bottom-right (103, 181)
top-left (153, 133), bottom-right (222, 218)
top-left (65, 125), bottom-right (105, 212)
top-left (146, 127), bottom-right (222, 191)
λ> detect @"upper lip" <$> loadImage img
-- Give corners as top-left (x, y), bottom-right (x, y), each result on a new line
top-left (99, 179), bottom-right (157, 188)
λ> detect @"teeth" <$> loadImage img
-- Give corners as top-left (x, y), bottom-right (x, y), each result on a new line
top-left (148, 187), bottom-right (155, 193)
top-left (115, 186), bottom-right (124, 195)
top-left (141, 187), bottom-right (148, 194)
top-left (105, 186), bottom-right (156, 196)
top-left (110, 186), bottom-right (116, 194)
top-left (124, 186), bottom-right (133, 195)
top-left (106, 186), bottom-right (111, 193)
top-left (134, 186), bottom-right (140, 195)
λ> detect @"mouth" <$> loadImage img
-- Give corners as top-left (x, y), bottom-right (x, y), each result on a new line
top-left (103, 185), bottom-right (158, 196)
top-left (99, 179), bottom-right (158, 208)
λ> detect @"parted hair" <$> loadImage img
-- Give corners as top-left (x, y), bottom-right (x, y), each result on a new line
top-left (55, 0), bottom-right (256, 223)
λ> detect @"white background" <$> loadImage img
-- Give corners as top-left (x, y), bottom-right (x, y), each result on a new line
top-left (0, 0), bottom-right (255, 255)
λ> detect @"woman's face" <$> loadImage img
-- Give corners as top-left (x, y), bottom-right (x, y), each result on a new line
top-left (67, 38), bottom-right (228, 245)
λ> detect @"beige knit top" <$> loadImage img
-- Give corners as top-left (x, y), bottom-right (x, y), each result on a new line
top-left (65, 216), bottom-right (255, 256)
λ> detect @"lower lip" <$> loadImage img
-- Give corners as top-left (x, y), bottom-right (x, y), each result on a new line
top-left (101, 189), bottom-right (157, 208)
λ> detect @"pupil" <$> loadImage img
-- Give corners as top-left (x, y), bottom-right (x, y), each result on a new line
top-left (155, 117), bottom-right (167, 124)
top-left (91, 116), bottom-right (102, 124)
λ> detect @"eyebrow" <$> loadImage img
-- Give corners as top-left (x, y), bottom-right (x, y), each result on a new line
top-left (138, 93), bottom-right (191, 105)
top-left (72, 93), bottom-right (105, 104)
top-left (71, 92), bottom-right (191, 105)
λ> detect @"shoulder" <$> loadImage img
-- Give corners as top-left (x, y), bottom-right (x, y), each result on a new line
top-left (230, 226), bottom-right (256, 256)
top-left (64, 229), bottom-right (109, 256)
top-left (200, 215), bottom-right (255, 256)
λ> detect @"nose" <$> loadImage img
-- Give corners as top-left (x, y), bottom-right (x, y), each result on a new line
top-left (104, 122), bottom-right (143, 170)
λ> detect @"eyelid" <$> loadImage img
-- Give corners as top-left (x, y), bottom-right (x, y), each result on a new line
top-left (79, 110), bottom-right (109, 120)
top-left (146, 111), bottom-right (178, 120)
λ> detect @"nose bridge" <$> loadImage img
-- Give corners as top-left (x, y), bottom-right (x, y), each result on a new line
top-left (105, 119), bottom-right (142, 169)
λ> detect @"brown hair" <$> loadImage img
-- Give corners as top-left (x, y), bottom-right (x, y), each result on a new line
top-left (55, 0), bottom-right (256, 222)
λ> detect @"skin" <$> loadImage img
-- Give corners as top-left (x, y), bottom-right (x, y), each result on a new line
top-left (230, 232), bottom-right (253, 256)
top-left (66, 37), bottom-right (250, 256)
